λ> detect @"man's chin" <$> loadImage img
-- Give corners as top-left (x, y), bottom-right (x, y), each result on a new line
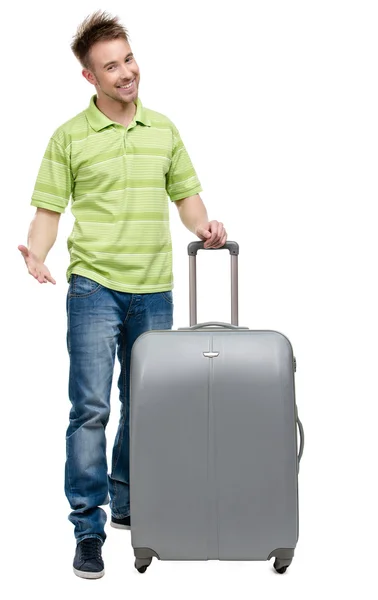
top-left (117, 91), bottom-right (138, 104)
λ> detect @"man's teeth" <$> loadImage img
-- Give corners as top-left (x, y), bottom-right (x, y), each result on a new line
top-left (119, 80), bottom-right (134, 89)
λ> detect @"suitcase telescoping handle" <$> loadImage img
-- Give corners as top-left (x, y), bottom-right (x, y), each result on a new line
top-left (187, 241), bottom-right (239, 327)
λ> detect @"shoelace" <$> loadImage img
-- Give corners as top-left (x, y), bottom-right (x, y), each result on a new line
top-left (80, 538), bottom-right (102, 561)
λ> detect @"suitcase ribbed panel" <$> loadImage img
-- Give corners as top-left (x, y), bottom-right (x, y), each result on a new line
top-left (130, 330), bottom-right (298, 561)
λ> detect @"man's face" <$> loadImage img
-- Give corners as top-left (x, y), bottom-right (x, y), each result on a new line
top-left (84, 38), bottom-right (140, 105)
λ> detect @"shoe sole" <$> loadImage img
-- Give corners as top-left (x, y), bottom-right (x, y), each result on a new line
top-left (110, 521), bottom-right (131, 530)
top-left (73, 567), bottom-right (105, 579)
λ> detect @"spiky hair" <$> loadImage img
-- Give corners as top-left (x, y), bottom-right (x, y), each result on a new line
top-left (71, 11), bottom-right (129, 69)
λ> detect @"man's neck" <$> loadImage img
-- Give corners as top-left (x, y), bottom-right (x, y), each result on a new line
top-left (95, 95), bottom-right (137, 128)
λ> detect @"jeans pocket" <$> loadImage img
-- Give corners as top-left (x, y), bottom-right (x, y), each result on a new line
top-left (68, 274), bottom-right (103, 298)
top-left (160, 291), bottom-right (173, 305)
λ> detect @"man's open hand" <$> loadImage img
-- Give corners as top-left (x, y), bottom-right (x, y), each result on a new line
top-left (18, 245), bottom-right (56, 284)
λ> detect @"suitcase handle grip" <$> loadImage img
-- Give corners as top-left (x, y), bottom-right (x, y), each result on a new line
top-left (188, 241), bottom-right (239, 256)
top-left (297, 417), bottom-right (305, 472)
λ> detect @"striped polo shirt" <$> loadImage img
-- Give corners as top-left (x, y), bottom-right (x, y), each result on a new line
top-left (31, 95), bottom-right (202, 293)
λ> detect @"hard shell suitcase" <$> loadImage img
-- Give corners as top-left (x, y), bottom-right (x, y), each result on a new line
top-left (129, 241), bottom-right (304, 574)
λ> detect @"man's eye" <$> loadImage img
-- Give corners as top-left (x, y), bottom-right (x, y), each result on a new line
top-left (126, 57), bottom-right (133, 63)
top-left (107, 65), bottom-right (116, 71)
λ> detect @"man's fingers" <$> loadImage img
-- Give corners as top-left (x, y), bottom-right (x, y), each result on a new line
top-left (204, 222), bottom-right (219, 247)
top-left (212, 221), bottom-right (224, 244)
top-left (38, 268), bottom-right (56, 284)
top-left (29, 267), bottom-right (54, 284)
top-left (211, 240), bottom-right (226, 249)
top-left (211, 235), bottom-right (227, 249)
top-left (197, 227), bottom-right (212, 247)
top-left (199, 221), bottom-right (227, 249)
top-left (216, 230), bottom-right (227, 247)
top-left (210, 222), bottom-right (220, 241)
top-left (205, 222), bottom-right (226, 248)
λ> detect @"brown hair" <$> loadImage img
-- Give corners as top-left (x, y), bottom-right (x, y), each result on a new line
top-left (71, 11), bottom-right (129, 69)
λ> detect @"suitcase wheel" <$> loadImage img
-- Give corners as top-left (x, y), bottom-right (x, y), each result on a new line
top-left (136, 565), bottom-right (148, 574)
top-left (275, 565), bottom-right (288, 574)
top-left (273, 558), bottom-right (292, 574)
top-left (135, 557), bottom-right (152, 574)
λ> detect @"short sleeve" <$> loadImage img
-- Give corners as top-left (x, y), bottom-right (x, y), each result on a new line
top-left (31, 136), bottom-right (73, 213)
top-left (166, 126), bottom-right (202, 201)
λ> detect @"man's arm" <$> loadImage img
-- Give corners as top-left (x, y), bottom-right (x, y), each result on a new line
top-left (18, 208), bottom-right (61, 284)
top-left (175, 194), bottom-right (227, 249)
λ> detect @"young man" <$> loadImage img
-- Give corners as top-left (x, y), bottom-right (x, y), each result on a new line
top-left (19, 11), bottom-right (227, 579)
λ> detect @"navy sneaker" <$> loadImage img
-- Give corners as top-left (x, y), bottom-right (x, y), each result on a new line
top-left (73, 538), bottom-right (105, 579)
top-left (111, 515), bottom-right (130, 530)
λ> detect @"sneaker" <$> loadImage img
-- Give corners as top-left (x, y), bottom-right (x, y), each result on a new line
top-left (73, 538), bottom-right (105, 579)
top-left (110, 515), bottom-right (131, 530)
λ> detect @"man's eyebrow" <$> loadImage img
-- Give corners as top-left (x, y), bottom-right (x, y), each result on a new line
top-left (103, 53), bottom-right (133, 68)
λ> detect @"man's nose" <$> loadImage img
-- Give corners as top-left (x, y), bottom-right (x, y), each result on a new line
top-left (120, 64), bottom-right (134, 80)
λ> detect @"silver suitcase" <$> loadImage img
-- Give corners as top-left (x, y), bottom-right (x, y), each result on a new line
top-left (129, 242), bottom-right (304, 574)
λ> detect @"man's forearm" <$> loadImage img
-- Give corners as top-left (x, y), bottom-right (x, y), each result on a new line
top-left (175, 194), bottom-right (208, 234)
top-left (28, 208), bottom-right (61, 262)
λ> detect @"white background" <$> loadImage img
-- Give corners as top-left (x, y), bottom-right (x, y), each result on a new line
top-left (2, 0), bottom-right (377, 597)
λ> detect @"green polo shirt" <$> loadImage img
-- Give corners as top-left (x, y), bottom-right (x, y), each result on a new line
top-left (31, 95), bottom-right (202, 292)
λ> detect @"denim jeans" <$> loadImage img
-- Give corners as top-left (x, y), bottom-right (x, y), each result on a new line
top-left (65, 274), bottom-right (173, 543)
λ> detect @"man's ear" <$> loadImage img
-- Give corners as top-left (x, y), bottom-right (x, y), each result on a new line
top-left (82, 69), bottom-right (97, 85)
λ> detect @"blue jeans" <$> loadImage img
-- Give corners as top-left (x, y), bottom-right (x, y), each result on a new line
top-left (65, 274), bottom-right (173, 543)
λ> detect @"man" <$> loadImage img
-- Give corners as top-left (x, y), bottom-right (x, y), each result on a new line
top-left (19, 11), bottom-right (227, 579)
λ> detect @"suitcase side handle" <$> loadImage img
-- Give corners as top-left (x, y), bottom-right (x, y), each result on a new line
top-left (297, 417), bottom-right (305, 472)
top-left (188, 241), bottom-right (239, 326)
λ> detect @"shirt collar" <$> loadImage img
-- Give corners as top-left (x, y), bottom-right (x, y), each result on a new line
top-left (85, 95), bottom-right (151, 131)
top-left (134, 98), bottom-right (151, 127)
